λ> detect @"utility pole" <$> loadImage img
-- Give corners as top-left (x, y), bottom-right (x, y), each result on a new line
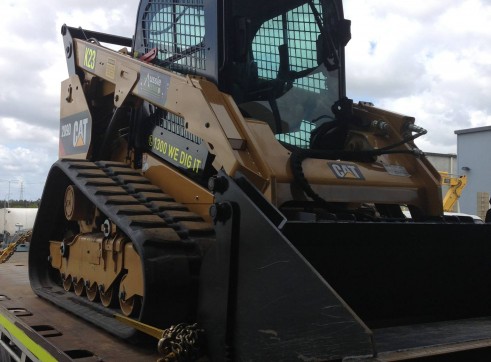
top-left (2, 201), bottom-right (5, 246)
top-left (8, 181), bottom-right (11, 208)
top-left (2, 200), bottom-right (10, 246)
top-left (1, 180), bottom-right (20, 242)
top-left (1, 179), bottom-right (21, 208)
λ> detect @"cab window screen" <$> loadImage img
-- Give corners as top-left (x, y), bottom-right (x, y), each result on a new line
top-left (252, 1), bottom-right (324, 94)
top-left (143, 0), bottom-right (206, 72)
top-left (249, 0), bottom-right (338, 149)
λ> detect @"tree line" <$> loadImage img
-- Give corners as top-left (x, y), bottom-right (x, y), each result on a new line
top-left (2, 199), bottom-right (40, 208)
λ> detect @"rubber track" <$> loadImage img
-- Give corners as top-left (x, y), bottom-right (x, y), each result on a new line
top-left (68, 160), bottom-right (214, 242)
top-left (33, 159), bottom-right (215, 340)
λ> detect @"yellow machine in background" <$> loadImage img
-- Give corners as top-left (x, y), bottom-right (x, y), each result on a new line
top-left (0, 230), bottom-right (31, 264)
top-left (440, 171), bottom-right (467, 212)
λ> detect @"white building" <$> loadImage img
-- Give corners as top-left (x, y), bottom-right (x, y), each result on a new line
top-left (1, 208), bottom-right (38, 235)
top-left (455, 126), bottom-right (491, 220)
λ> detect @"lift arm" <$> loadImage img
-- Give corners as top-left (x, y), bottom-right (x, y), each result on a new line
top-left (440, 172), bottom-right (467, 212)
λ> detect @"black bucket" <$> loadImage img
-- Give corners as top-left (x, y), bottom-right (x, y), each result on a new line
top-left (201, 171), bottom-right (491, 361)
top-left (283, 221), bottom-right (491, 328)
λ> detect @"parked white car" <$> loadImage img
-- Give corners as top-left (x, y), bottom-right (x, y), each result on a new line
top-left (402, 210), bottom-right (483, 223)
top-left (444, 212), bottom-right (483, 224)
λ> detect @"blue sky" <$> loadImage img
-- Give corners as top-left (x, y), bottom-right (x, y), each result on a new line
top-left (0, 0), bottom-right (490, 200)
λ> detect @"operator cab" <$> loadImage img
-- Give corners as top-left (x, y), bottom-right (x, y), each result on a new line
top-left (133, 0), bottom-right (350, 149)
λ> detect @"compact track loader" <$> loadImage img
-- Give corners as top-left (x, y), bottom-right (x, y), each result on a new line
top-left (29, 0), bottom-right (491, 360)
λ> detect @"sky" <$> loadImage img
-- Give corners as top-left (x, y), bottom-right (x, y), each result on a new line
top-left (0, 0), bottom-right (490, 201)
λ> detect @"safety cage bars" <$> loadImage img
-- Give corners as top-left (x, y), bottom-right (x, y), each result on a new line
top-left (251, 0), bottom-right (333, 148)
top-left (142, 0), bottom-right (206, 73)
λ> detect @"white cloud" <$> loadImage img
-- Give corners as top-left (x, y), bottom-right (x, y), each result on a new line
top-left (344, 0), bottom-right (491, 154)
top-left (0, 0), bottom-right (490, 199)
top-left (0, 1), bottom-right (139, 201)
top-left (0, 144), bottom-right (53, 201)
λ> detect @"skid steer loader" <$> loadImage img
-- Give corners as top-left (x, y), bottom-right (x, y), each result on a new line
top-left (28, 0), bottom-right (491, 360)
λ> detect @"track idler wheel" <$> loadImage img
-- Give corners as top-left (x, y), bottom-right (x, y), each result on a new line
top-left (118, 274), bottom-right (141, 316)
top-left (62, 274), bottom-right (72, 292)
top-left (86, 282), bottom-right (99, 302)
top-left (100, 285), bottom-right (115, 307)
top-left (64, 185), bottom-right (92, 221)
top-left (73, 278), bottom-right (85, 296)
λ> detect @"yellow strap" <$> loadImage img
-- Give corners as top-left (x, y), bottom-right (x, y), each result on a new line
top-left (0, 312), bottom-right (58, 362)
top-left (114, 313), bottom-right (163, 340)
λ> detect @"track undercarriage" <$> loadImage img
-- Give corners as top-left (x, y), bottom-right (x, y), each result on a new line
top-left (29, 159), bottom-right (214, 339)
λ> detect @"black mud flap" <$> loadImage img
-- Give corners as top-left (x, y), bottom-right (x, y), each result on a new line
top-left (198, 171), bottom-right (375, 361)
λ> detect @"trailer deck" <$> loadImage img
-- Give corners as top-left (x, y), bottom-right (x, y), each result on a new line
top-left (4, 251), bottom-right (491, 361)
top-left (0, 252), bottom-right (159, 362)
